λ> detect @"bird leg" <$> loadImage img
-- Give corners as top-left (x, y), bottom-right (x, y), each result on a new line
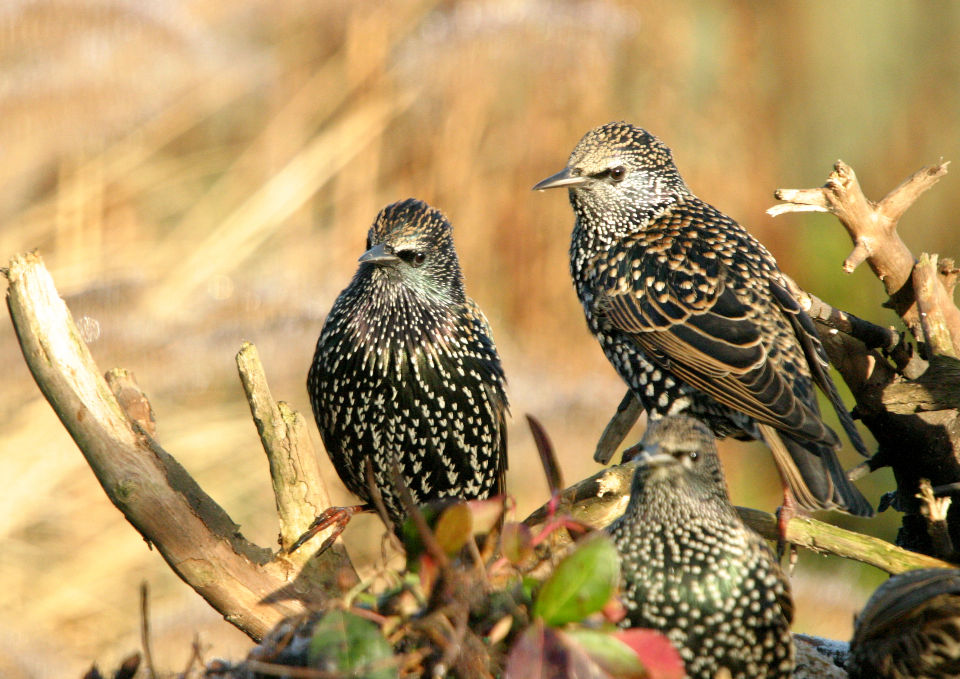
top-left (286, 505), bottom-right (368, 554)
top-left (775, 489), bottom-right (802, 572)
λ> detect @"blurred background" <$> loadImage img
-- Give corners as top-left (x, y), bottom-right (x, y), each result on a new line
top-left (1, 0), bottom-right (958, 676)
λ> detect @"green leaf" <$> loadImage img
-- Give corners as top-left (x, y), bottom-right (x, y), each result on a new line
top-left (564, 629), bottom-right (647, 678)
top-left (307, 609), bottom-right (396, 678)
top-left (533, 533), bottom-right (620, 626)
top-left (504, 620), bottom-right (612, 679)
top-left (501, 522), bottom-right (534, 564)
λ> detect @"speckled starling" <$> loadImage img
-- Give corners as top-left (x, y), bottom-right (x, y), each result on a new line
top-left (608, 415), bottom-right (795, 679)
top-left (534, 121), bottom-right (873, 517)
top-left (849, 567), bottom-right (960, 679)
top-left (307, 198), bottom-right (508, 529)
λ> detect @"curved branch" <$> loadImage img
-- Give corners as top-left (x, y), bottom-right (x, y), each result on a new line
top-left (770, 160), bottom-right (960, 560)
top-left (5, 252), bottom-right (355, 640)
top-left (522, 463), bottom-right (951, 575)
top-left (771, 160), bottom-right (949, 338)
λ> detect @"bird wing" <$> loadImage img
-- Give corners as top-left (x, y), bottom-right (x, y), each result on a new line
top-left (465, 298), bottom-right (510, 496)
top-left (600, 254), bottom-right (838, 446)
top-left (768, 279), bottom-right (869, 456)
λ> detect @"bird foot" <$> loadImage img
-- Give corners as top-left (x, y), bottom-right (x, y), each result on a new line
top-left (286, 505), bottom-right (366, 554)
top-left (774, 495), bottom-right (812, 573)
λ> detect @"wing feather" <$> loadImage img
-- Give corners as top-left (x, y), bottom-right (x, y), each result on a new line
top-left (600, 259), bottom-right (836, 445)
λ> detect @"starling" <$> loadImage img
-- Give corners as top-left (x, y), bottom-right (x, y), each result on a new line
top-left (608, 415), bottom-right (795, 679)
top-left (534, 121), bottom-right (873, 517)
top-left (849, 567), bottom-right (960, 679)
top-left (306, 198), bottom-right (508, 530)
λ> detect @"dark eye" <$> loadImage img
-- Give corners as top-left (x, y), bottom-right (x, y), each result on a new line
top-left (398, 250), bottom-right (426, 267)
top-left (688, 451), bottom-right (699, 462)
top-left (609, 165), bottom-right (627, 182)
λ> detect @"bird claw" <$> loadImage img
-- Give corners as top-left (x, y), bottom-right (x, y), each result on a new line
top-left (286, 505), bottom-right (364, 554)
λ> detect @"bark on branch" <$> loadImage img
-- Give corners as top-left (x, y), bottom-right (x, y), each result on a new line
top-left (4, 252), bottom-right (357, 641)
top-left (523, 463), bottom-right (953, 576)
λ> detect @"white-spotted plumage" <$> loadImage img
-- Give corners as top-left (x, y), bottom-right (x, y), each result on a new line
top-left (608, 416), bottom-right (794, 679)
top-left (308, 199), bottom-right (508, 527)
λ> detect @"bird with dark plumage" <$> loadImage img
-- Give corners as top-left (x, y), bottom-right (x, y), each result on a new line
top-left (534, 121), bottom-right (873, 518)
top-left (608, 415), bottom-right (795, 679)
top-left (849, 567), bottom-right (960, 679)
top-left (306, 198), bottom-right (508, 531)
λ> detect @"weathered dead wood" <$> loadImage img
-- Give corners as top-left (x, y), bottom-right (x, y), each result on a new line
top-left (772, 160), bottom-right (960, 558)
top-left (4, 252), bottom-right (357, 641)
top-left (770, 160), bottom-right (948, 340)
top-left (522, 463), bottom-right (953, 575)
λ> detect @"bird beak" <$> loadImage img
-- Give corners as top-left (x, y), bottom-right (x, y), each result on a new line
top-left (532, 167), bottom-right (592, 191)
top-left (627, 443), bottom-right (676, 468)
top-left (358, 242), bottom-right (400, 265)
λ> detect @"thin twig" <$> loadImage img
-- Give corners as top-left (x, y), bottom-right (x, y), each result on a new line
top-left (140, 582), bottom-right (158, 679)
top-left (593, 390), bottom-right (644, 464)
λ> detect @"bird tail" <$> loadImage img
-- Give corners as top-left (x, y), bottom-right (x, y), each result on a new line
top-left (759, 424), bottom-right (874, 517)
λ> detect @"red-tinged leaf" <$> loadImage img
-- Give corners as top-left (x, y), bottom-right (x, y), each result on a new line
top-left (564, 629), bottom-right (646, 678)
top-left (465, 495), bottom-right (505, 534)
top-left (504, 620), bottom-right (612, 679)
top-left (526, 413), bottom-right (564, 493)
top-left (501, 522), bottom-right (534, 564)
top-left (614, 629), bottom-right (686, 679)
top-left (602, 596), bottom-right (627, 624)
top-left (533, 533), bottom-right (620, 626)
top-left (434, 502), bottom-right (472, 554)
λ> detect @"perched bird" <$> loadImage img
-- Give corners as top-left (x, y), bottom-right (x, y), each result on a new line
top-left (306, 198), bottom-right (508, 532)
top-left (849, 567), bottom-right (960, 679)
top-left (608, 416), bottom-right (795, 679)
top-left (534, 121), bottom-right (873, 518)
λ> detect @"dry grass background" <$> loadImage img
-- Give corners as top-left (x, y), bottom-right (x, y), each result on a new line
top-left (1, 1), bottom-right (959, 676)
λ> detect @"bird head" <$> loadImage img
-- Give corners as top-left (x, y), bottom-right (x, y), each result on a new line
top-left (357, 198), bottom-right (465, 303)
top-left (533, 122), bottom-right (687, 226)
top-left (624, 415), bottom-right (730, 505)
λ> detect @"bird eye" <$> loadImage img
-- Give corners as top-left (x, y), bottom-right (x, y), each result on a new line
top-left (688, 451), bottom-right (699, 462)
top-left (609, 165), bottom-right (627, 182)
top-left (398, 250), bottom-right (426, 267)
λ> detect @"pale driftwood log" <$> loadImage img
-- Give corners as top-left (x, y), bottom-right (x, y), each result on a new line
top-left (772, 160), bottom-right (960, 559)
top-left (4, 252), bottom-right (357, 641)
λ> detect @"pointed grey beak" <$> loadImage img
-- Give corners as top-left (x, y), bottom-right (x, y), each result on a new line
top-left (532, 167), bottom-right (592, 191)
top-left (358, 242), bottom-right (400, 265)
top-left (623, 442), bottom-right (674, 467)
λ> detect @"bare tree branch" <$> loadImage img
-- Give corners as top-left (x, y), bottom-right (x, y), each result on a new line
top-left (914, 252), bottom-right (960, 358)
top-left (771, 161), bottom-right (960, 560)
top-left (522, 463), bottom-right (953, 575)
top-left (236, 342), bottom-right (348, 564)
top-left (4, 252), bottom-right (356, 641)
top-left (771, 160), bottom-right (949, 339)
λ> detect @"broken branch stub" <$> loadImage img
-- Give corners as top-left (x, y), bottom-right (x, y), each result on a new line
top-left (4, 252), bottom-right (353, 640)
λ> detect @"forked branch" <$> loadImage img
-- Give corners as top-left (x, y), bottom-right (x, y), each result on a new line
top-left (4, 252), bottom-right (357, 641)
